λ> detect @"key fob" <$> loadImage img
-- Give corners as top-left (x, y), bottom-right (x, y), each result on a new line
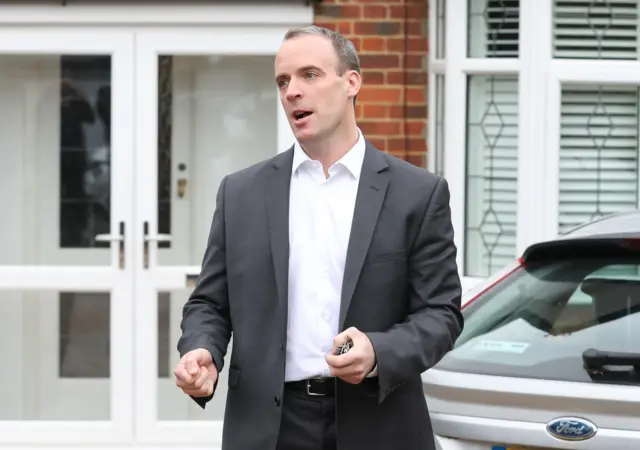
top-left (334, 337), bottom-right (353, 355)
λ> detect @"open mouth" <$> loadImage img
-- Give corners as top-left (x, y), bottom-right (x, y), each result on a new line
top-left (293, 110), bottom-right (313, 121)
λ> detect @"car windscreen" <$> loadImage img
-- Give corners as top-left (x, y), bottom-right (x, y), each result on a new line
top-left (435, 255), bottom-right (640, 383)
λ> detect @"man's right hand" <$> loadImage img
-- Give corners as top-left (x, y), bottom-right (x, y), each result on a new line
top-left (174, 348), bottom-right (218, 397)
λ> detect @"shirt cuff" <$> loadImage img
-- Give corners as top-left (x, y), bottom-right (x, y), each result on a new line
top-left (366, 364), bottom-right (378, 377)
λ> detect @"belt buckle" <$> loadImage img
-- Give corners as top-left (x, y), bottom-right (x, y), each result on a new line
top-left (305, 379), bottom-right (326, 397)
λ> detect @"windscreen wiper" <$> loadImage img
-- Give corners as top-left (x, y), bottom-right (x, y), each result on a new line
top-left (583, 348), bottom-right (640, 384)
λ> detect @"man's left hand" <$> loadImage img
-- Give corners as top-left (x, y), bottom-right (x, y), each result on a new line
top-left (325, 327), bottom-right (376, 384)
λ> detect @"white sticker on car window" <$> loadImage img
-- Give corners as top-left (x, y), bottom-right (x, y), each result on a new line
top-left (473, 340), bottom-right (530, 354)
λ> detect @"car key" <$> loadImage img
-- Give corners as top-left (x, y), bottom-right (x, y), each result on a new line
top-left (334, 336), bottom-right (354, 355)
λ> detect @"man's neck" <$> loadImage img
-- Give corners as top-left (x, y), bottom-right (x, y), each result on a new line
top-left (301, 125), bottom-right (359, 177)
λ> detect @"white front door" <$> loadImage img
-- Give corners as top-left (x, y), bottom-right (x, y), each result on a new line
top-left (132, 29), bottom-right (295, 446)
top-left (0, 29), bottom-right (134, 444)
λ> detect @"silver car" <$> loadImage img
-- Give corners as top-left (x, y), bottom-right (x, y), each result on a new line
top-left (424, 210), bottom-right (640, 450)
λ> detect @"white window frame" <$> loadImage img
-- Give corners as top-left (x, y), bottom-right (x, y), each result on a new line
top-left (544, 59), bottom-right (640, 239)
top-left (429, 0), bottom-right (554, 290)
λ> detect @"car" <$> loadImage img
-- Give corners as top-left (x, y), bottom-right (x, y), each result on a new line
top-left (423, 210), bottom-right (640, 450)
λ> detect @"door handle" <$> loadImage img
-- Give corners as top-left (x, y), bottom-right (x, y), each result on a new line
top-left (143, 221), bottom-right (172, 268)
top-left (94, 221), bottom-right (125, 269)
top-left (95, 234), bottom-right (124, 242)
top-left (144, 234), bottom-right (172, 243)
top-left (177, 178), bottom-right (187, 198)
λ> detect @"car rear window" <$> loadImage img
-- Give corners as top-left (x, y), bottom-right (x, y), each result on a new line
top-left (435, 255), bottom-right (640, 383)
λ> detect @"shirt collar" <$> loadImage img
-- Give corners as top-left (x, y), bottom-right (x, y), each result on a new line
top-left (292, 128), bottom-right (366, 180)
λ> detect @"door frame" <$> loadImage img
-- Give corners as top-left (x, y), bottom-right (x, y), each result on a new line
top-left (132, 26), bottom-right (299, 445)
top-left (0, 3), bottom-right (313, 27)
top-left (0, 28), bottom-right (135, 445)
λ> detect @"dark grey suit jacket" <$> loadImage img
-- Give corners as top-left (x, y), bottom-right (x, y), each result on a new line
top-left (178, 141), bottom-right (464, 450)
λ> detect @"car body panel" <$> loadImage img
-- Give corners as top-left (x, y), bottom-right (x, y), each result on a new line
top-left (423, 369), bottom-right (638, 430)
top-left (423, 369), bottom-right (640, 450)
top-left (431, 411), bottom-right (640, 450)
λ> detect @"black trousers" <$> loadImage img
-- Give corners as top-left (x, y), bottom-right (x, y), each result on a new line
top-left (275, 383), bottom-right (337, 450)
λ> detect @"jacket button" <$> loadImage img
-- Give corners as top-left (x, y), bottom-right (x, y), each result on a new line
top-left (274, 396), bottom-right (281, 406)
top-left (280, 343), bottom-right (284, 351)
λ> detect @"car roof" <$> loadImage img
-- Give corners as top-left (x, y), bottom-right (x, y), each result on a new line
top-left (557, 209), bottom-right (640, 240)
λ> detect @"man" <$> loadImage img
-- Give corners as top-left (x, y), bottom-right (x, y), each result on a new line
top-left (174, 25), bottom-right (463, 450)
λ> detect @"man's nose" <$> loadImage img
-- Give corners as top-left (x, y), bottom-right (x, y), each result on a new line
top-left (285, 81), bottom-right (303, 101)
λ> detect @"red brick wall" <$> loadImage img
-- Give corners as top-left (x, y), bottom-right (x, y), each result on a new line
top-left (314, 0), bottom-right (428, 168)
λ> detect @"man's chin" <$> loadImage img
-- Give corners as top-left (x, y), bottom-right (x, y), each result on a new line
top-left (293, 129), bottom-right (318, 144)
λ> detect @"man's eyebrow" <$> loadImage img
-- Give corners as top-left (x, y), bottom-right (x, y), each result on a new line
top-left (299, 65), bottom-right (324, 73)
top-left (275, 65), bottom-right (325, 82)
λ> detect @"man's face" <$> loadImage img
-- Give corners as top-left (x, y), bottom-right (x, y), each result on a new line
top-left (274, 34), bottom-right (360, 144)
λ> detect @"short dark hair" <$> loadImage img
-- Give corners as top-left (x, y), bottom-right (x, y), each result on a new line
top-left (283, 25), bottom-right (360, 76)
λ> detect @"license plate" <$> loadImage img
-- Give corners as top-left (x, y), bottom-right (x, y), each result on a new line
top-left (492, 447), bottom-right (539, 450)
top-left (493, 447), bottom-right (559, 450)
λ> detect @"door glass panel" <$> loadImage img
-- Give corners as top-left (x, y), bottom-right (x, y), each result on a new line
top-left (155, 55), bottom-right (278, 266)
top-left (0, 289), bottom-right (111, 420)
top-left (59, 291), bottom-right (110, 379)
top-left (0, 54), bottom-right (112, 266)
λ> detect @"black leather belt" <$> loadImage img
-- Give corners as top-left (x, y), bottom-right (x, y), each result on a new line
top-left (285, 377), bottom-right (379, 397)
top-left (285, 377), bottom-right (336, 396)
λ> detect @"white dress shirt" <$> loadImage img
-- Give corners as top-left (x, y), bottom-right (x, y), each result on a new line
top-left (284, 130), bottom-right (366, 382)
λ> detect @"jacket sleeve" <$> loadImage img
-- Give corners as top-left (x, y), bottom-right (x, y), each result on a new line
top-left (366, 177), bottom-right (464, 404)
top-left (177, 175), bottom-right (232, 408)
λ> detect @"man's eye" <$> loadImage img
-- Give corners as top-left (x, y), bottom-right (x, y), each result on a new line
top-left (306, 73), bottom-right (317, 79)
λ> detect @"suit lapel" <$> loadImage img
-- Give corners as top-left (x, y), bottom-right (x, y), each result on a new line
top-left (265, 147), bottom-right (294, 313)
top-left (339, 142), bottom-right (389, 330)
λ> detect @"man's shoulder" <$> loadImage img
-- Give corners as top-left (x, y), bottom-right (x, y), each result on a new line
top-left (375, 147), bottom-right (444, 191)
top-left (224, 146), bottom-right (293, 189)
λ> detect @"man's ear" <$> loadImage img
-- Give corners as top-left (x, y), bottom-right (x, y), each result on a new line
top-left (346, 70), bottom-right (361, 100)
